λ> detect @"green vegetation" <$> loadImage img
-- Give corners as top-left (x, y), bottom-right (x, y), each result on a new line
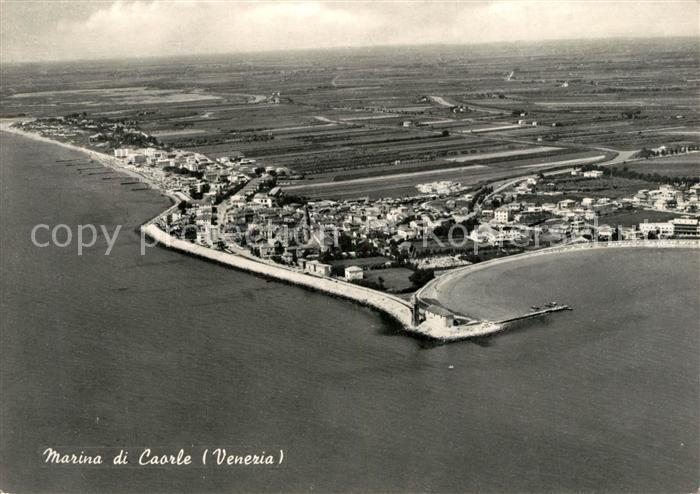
top-left (583, 164), bottom-right (699, 185)
top-left (163, 166), bottom-right (203, 178)
top-left (408, 268), bottom-right (435, 289)
top-left (613, 155), bottom-right (699, 179)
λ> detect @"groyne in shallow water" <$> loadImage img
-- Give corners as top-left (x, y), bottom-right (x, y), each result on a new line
top-left (498, 305), bottom-right (572, 324)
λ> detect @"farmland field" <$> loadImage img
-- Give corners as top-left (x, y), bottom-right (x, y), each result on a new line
top-left (613, 153), bottom-right (700, 177)
top-left (1, 38), bottom-right (698, 197)
top-left (285, 149), bottom-right (608, 199)
top-left (8, 86), bottom-right (223, 105)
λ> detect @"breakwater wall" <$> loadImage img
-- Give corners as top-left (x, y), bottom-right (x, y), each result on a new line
top-left (141, 223), bottom-right (416, 329)
top-left (1, 122), bottom-right (420, 335)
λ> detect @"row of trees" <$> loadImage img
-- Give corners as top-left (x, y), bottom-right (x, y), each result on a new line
top-left (582, 164), bottom-right (699, 186)
top-left (637, 144), bottom-right (699, 159)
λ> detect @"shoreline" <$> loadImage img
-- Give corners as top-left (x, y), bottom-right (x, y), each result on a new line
top-left (0, 123), bottom-right (420, 334)
top-left (140, 222), bottom-right (417, 329)
top-left (417, 239), bottom-right (700, 324)
top-left (1, 121), bottom-right (463, 340)
top-left (140, 218), bottom-right (509, 341)
top-left (0, 121), bottom-right (165, 195)
top-left (4, 122), bottom-right (700, 342)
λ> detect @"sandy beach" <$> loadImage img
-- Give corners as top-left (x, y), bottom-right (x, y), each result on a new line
top-left (417, 239), bottom-right (700, 321)
top-left (0, 119), bottom-right (163, 192)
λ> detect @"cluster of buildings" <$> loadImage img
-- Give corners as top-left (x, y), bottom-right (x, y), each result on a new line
top-left (112, 145), bottom-right (285, 201)
top-left (23, 115), bottom-right (158, 149)
top-left (21, 116), bottom-right (291, 207)
top-left (19, 118), bottom-right (82, 139)
top-left (628, 184), bottom-right (700, 214)
top-left (638, 217), bottom-right (700, 238)
top-left (415, 180), bottom-right (465, 195)
top-left (571, 169), bottom-right (604, 178)
top-left (644, 144), bottom-right (700, 157)
top-left (182, 192), bottom-right (462, 255)
top-left (166, 165), bottom-right (699, 282)
top-left (22, 117), bottom-right (699, 294)
top-left (469, 178), bottom-right (700, 245)
top-left (412, 255), bottom-right (472, 270)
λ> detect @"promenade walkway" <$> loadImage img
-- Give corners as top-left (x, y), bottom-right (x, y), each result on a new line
top-left (141, 223), bottom-right (416, 330)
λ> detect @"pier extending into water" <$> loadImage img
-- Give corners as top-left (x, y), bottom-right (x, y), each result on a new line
top-left (498, 305), bottom-right (572, 325)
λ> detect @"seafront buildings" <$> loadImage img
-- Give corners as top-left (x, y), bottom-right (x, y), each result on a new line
top-left (15, 117), bottom-right (700, 300)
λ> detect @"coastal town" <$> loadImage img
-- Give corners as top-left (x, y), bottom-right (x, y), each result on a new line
top-left (16, 116), bottom-right (700, 264)
top-left (3, 4), bottom-right (700, 494)
top-left (9, 114), bottom-right (699, 339)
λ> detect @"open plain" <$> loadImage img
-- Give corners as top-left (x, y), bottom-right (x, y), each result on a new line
top-left (2, 39), bottom-right (697, 200)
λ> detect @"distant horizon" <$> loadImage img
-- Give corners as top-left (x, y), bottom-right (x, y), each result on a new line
top-left (1, 34), bottom-right (697, 67)
top-left (1, 1), bottom-right (698, 64)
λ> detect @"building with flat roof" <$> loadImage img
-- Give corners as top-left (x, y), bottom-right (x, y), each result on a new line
top-left (344, 266), bottom-right (364, 281)
top-left (423, 305), bottom-right (455, 329)
top-left (113, 148), bottom-right (132, 158)
top-left (671, 217), bottom-right (700, 237)
top-left (639, 221), bottom-right (674, 238)
top-left (304, 260), bottom-right (332, 277)
top-left (494, 207), bottom-right (512, 224)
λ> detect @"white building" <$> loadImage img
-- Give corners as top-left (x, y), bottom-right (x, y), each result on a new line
top-left (557, 199), bottom-right (576, 210)
top-left (143, 147), bottom-right (160, 158)
top-left (304, 260), bottom-right (332, 276)
top-left (252, 193), bottom-right (275, 208)
top-left (423, 305), bottom-right (455, 329)
top-left (597, 224), bottom-right (614, 239)
top-left (638, 222), bottom-right (674, 238)
top-left (128, 154), bottom-right (147, 165)
top-left (671, 217), bottom-right (700, 237)
top-left (344, 266), bottom-right (364, 281)
top-left (113, 148), bottom-right (132, 158)
top-left (494, 207), bottom-right (512, 224)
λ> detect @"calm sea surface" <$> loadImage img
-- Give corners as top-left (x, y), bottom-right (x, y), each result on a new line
top-left (1, 131), bottom-right (698, 493)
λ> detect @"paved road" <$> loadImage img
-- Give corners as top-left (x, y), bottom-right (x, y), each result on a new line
top-left (590, 147), bottom-right (639, 166)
